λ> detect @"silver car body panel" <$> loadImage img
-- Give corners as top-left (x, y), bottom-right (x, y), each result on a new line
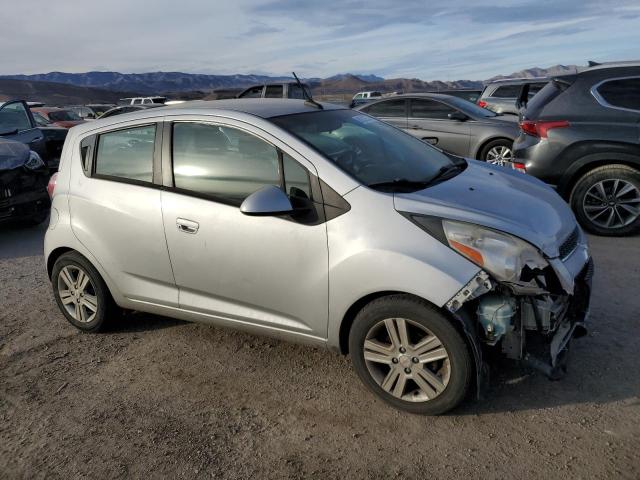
top-left (45, 99), bottom-right (586, 352)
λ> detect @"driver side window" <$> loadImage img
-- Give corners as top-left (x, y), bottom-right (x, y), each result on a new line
top-left (171, 123), bottom-right (312, 205)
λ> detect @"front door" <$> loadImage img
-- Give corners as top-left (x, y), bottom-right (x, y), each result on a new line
top-left (0, 100), bottom-right (46, 159)
top-left (407, 98), bottom-right (471, 156)
top-left (161, 120), bottom-right (329, 339)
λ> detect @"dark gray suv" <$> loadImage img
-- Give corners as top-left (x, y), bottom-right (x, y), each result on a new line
top-left (512, 62), bottom-right (640, 236)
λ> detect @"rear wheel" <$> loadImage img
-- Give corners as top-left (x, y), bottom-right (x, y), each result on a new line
top-left (571, 165), bottom-right (640, 236)
top-left (349, 295), bottom-right (472, 415)
top-left (51, 252), bottom-right (116, 332)
top-left (480, 139), bottom-right (513, 166)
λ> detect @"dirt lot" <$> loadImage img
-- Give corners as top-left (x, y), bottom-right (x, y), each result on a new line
top-left (1, 222), bottom-right (639, 479)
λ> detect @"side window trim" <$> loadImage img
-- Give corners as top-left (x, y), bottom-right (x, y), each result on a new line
top-left (591, 75), bottom-right (640, 113)
top-left (88, 122), bottom-right (161, 188)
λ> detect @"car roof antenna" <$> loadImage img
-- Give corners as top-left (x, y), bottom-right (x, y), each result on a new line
top-left (292, 71), bottom-right (323, 110)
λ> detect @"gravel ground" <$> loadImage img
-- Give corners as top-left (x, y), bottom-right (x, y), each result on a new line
top-left (1, 222), bottom-right (639, 479)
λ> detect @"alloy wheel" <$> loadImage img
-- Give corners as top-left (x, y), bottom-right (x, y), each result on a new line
top-left (363, 318), bottom-right (450, 402)
top-left (57, 265), bottom-right (98, 323)
top-left (485, 145), bottom-right (512, 166)
top-left (582, 178), bottom-right (640, 229)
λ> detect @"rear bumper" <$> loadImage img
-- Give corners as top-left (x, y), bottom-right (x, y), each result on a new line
top-left (512, 134), bottom-right (568, 189)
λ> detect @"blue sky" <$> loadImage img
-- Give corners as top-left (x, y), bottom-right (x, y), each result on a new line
top-left (1, 0), bottom-right (639, 80)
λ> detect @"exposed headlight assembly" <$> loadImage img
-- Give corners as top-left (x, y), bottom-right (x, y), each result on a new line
top-left (441, 220), bottom-right (548, 282)
top-left (24, 151), bottom-right (45, 170)
top-left (406, 215), bottom-right (548, 283)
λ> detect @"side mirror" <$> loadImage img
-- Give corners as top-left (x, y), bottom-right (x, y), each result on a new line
top-left (240, 185), bottom-right (293, 216)
top-left (448, 111), bottom-right (468, 121)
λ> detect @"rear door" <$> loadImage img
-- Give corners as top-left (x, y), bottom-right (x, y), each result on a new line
top-left (406, 98), bottom-right (471, 156)
top-left (0, 101), bottom-right (46, 159)
top-left (360, 99), bottom-right (408, 130)
top-left (69, 120), bottom-right (178, 307)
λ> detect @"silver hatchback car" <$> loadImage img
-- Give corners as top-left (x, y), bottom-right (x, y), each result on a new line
top-left (45, 99), bottom-right (593, 414)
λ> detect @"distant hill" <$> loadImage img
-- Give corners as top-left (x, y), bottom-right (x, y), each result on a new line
top-left (486, 64), bottom-right (583, 82)
top-left (0, 79), bottom-right (140, 105)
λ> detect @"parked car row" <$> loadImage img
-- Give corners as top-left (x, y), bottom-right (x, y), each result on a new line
top-left (350, 62), bottom-right (640, 236)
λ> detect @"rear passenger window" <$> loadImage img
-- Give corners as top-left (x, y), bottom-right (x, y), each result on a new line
top-left (265, 85), bottom-right (283, 98)
top-left (172, 123), bottom-right (280, 204)
top-left (492, 85), bottom-right (521, 98)
top-left (597, 78), bottom-right (640, 111)
top-left (363, 99), bottom-right (406, 117)
top-left (94, 125), bottom-right (155, 183)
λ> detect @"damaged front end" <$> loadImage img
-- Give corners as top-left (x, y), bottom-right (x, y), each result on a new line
top-left (445, 226), bottom-right (593, 382)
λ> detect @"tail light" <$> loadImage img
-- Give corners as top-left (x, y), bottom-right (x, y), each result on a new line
top-left (47, 172), bottom-right (58, 199)
top-left (477, 100), bottom-right (488, 108)
top-left (519, 120), bottom-right (569, 138)
top-left (511, 162), bottom-right (527, 173)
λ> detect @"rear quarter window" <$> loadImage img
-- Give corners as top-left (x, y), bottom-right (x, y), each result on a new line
top-left (596, 77), bottom-right (640, 111)
top-left (491, 85), bottom-right (521, 98)
top-left (94, 125), bottom-right (156, 183)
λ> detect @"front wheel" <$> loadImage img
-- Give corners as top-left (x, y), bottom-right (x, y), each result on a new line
top-left (349, 295), bottom-right (472, 415)
top-left (571, 165), bottom-right (640, 236)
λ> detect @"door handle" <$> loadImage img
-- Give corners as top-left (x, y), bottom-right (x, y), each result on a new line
top-left (176, 218), bottom-right (199, 234)
top-left (422, 137), bottom-right (438, 145)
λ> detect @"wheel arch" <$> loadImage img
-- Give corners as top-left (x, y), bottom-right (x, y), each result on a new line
top-left (47, 247), bottom-right (74, 279)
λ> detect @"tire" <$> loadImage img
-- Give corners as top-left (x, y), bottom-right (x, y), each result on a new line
top-left (570, 164), bottom-right (640, 236)
top-left (51, 251), bottom-right (116, 332)
top-left (479, 139), bottom-right (513, 166)
top-left (348, 294), bottom-right (473, 415)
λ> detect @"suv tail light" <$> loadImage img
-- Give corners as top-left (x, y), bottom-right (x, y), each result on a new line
top-left (519, 120), bottom-right (569, 138)
top-left (47, 172), bottom-right (58, 199)
top-left (477, 100), bottom-right (488, 108)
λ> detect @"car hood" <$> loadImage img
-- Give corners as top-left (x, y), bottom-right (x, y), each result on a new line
top-left (393, 160), bottom-right (577, 258)
top-left (0, 138), bottom-right (30, 170)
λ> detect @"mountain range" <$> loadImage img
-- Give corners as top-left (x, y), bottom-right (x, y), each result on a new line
top-left (0, 64), bottom-right (582, 95)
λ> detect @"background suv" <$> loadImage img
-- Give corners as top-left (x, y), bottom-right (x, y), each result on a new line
top-left (512, 62), bottom-right (640, 236)
top-left (478, 78), bottom-right (549, 115)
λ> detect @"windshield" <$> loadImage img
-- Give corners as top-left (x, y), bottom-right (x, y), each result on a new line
top-left (271, 109), bottom-right (455, 187)
top-left (48, 110), bottom-right (81, 122)
top-left (32, 112), bottom-right (51, 126)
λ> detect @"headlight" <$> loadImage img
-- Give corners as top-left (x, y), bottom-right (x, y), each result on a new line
top-left (441, 220), bottom-right (547, 282)
top-left (24, 151), bottom-right (45, 170)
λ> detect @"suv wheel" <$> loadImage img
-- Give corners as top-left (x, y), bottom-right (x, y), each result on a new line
top-left (349, 295), bottom-right (472, 415)
top-left (51, 252), bottom-right (116, 332)
top-left (571, 165), bottom-right (640, 236)
top-left (480, 139), bottom-right (513, 166)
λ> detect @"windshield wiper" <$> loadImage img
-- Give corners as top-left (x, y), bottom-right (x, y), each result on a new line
top-left (367, 178), bottom-right (431, 192)
top-left (418, 163), bottom-right (464, 186)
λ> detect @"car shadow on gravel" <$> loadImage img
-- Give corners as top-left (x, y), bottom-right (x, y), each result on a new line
top-left (107, 311), bottom-right (187, 333)
top-left (0, 220), bottom-right (47, 259)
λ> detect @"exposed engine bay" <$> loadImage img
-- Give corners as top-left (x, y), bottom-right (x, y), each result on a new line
top-left (447, 251), bottom-right (593, 382)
